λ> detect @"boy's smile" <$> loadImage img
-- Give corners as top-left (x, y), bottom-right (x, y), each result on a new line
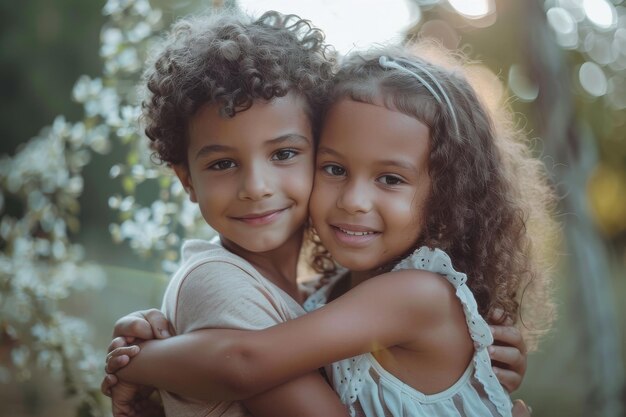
top-left (230, 207), bottom-right (291, 226)
top-left (175, 94), bottom-right (314, 256)
top-left (310, 98), bottom-right (431, 272)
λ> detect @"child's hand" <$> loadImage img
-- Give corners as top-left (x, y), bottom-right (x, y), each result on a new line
top-left (488, 309), bottom-right (527, 393)
top-left (110, 378), bottom-right (164, 417)
top-left (101, 343), bottom-right (140, 398)
top-left (105, 344), bottom-right (141, 374)
top-left (111, 378), bottom-right (140, 417)
top-left (113, 309), bottom-right (173, 342)
top-left (511, 399), bottom-right (532, 417)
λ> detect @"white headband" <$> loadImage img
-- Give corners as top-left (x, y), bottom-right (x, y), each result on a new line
top-left (378, 55), bottom-right (460, 138)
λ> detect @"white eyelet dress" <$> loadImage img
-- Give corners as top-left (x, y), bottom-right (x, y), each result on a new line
top-left (303, 247), bottom-right (513, 417)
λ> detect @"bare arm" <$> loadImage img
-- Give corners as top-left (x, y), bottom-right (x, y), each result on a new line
top-left (107, 275), bottom-right (351, 417)
top-left (115, 270), bottom-right (462, 401)
top-left (108, 338), bottom-right (349, 417)
top-left (242, 373), bottom-right (348, 417)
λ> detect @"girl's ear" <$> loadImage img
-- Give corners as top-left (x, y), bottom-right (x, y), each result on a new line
top-left (172, 164), bottom-right (197, 203)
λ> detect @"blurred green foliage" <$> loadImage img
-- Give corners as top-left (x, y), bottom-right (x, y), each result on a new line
top-left (0, 0), bottom-right (104, 154)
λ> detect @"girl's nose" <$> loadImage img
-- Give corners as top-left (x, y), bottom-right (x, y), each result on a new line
top-left (336, 179), bottom-right (372, 214)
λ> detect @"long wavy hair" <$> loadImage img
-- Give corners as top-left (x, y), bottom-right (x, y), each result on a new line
top-left (311, 42), bottom-right (558, 350)
top-left (141, 9), bottom-right (335, 166)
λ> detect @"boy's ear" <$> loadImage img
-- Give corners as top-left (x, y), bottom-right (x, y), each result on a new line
top-left (172, 164), bottom-right (197, 203)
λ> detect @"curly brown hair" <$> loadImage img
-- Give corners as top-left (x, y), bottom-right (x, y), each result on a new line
top-left (141, 9), bottom-right (335, 166)
top-left (314, 42), bottom-right (558, 350)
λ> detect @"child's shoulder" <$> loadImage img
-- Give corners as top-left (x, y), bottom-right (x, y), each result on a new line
top-left (346, 269), bottom-right (466, 351)
top-left (366, 268), bottom-right (457, 318)
top-left (180, 238), bottom-right (232, 263)
top-left (164, 239), bottom-right (304, 333)
top-left (393, 246), bottom-right (467, 285)
top-left (164, 239), bottom-right (268, 302)
top-left (375, 246), bottom-right (471, 325)
top-left (178, 238), bottom-right (259, 275)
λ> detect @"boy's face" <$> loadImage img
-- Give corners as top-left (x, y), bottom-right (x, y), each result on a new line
top-left (175, 94), bottom-right (314, 254)
top-left (310, 98), bottom-right (431, 272)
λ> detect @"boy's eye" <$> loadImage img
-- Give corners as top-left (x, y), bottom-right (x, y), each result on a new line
top-left (322, 164), bottom-right (346, 176)
top-left (272, 149), bottom-right (298, 161)
top-left (378, 175), bottom-right (405, 185)
top-left (208, 160), bottom-right (236, 170)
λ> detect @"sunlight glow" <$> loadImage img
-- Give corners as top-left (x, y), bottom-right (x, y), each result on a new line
top-left (447, 0), bottom-right (493, 19)
top-left (583, 0), bottom-right (617, 29)
top-left (237, 0), bottom-right (418, 55)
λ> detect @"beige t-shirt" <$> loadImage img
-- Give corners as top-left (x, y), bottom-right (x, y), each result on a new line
top-left (160, 239), bottom-right (306, 417)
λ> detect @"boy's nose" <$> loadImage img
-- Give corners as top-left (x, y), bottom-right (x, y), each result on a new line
top-left (237, 164), bottom-right (273, 201)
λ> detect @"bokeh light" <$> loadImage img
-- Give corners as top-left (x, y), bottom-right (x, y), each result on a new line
top-left (583, 0), bottom-right (617, 30)
top-left (547, 7), bottom-right (579, 48)
top-left (447, 0), bottom-right (493, 19)
top-left (585, 32), bottom-right (615, 65)
top-left (579, 61), bottom-right (608, 96)
top-left (508, 64), bottom-right (540, 102)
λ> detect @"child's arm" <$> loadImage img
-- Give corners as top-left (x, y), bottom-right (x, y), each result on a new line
top-left (112, 269), bottom-right (468, 400)
top-left (241, 372), bottom-right (347, 417)
top-left (105, 305), bottom-right (529, 396)
top-left (113, 259), bottom-right (352, 417)
top-left (103, 312), bottom-right (349, 417)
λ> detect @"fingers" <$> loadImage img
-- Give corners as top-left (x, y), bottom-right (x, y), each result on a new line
top-left (488, 308), bottom-right (506, 323)
top-left (108, 336), bottom-right (130, 354)
top-left (489, 342), bottom-right (526, 393)
top-left (106, 354), bottom-right (130, 374)
top-left (512, 399), bottom-right (532, 417)
top-left (101, 373), bottom-right (118, 397)
top-left (112, 309), bottom-right (172, 341)
top-left (114, 313), bottom-right (155, 341)
top-left (489, 344), bottom-right (526, 371)
top-left (106, 345), bottom-right (140, 374)
top-left (490, 324), bottom-right (527, 354)
top-left (140, 309), bottom-right (172, 339)
top-left (491, 365), bottom-right (523, 393)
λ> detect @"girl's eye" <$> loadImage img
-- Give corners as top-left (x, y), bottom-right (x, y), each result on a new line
top-left (378, 175), bottom-right (405, 186)
top-left (208, 160), bottom-right (236, 170)
top-left (272, 149), bottom-right (298, 161)
top-left (322, 164), bottom-right (346, 177)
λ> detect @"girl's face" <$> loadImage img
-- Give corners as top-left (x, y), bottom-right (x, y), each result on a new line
top-left (175, 94), bottom-right (314, 255)
top-left (310, 98), bottom-right (431, 272)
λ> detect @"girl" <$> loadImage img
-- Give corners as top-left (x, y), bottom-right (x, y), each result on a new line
top-left (106, 40), bottom-right (542, 417)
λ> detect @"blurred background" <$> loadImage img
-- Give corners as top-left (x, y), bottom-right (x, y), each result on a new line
top-left (0, 0), bottom-right (624, 416)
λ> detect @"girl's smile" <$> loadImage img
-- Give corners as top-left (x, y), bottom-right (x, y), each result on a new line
top-left (330, 224), bottom-right (380, 247)
top-left (310, 98), bottom-right (432, 272)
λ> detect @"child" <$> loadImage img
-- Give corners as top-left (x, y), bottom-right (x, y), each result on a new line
top-left (104, 8), bottom-right (352, 417)
top-left (104, 41), bottom-right (545, 416)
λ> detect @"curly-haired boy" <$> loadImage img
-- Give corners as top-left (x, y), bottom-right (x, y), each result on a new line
top-left (105, 9), bottom-right (346, 417)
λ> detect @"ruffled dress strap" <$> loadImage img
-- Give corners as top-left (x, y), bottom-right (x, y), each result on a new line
top-left (392, 246), bottom-right (512, 417)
